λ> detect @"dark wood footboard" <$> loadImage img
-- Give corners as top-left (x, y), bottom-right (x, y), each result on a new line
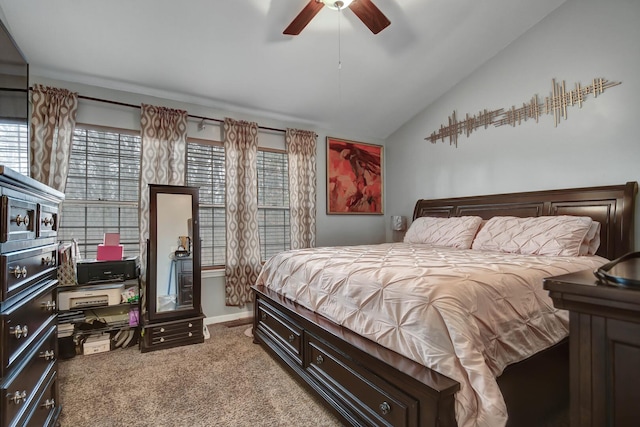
top-left (252, 284), bottom-right (459, 427)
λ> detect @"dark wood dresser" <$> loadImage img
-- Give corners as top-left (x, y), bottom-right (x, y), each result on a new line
top-left (544, 269), bottom-right (640, 427)
top-left (1, 166), bottom-right (64, 427)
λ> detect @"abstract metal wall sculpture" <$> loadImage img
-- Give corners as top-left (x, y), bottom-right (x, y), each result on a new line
top-left (426, 78), bottom-right (621, 147)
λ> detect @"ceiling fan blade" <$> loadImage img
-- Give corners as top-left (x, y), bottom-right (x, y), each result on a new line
top-left (283, 1), bottom-right (325, 35)
top-left (349, 0), bottom-right (390, 34)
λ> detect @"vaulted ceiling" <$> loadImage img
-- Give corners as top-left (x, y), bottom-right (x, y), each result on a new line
top-left (0, 0), bottom-right (566, 139)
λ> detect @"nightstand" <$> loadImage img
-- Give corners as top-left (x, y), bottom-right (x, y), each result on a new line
top-left (543, 269), bottom-right (640, 427)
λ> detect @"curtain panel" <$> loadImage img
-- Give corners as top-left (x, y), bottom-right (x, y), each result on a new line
top-left (223, 118), bottom-right (261, 307)
top-left (285, 128), bottom-right (317, 249)
top-left (138, 104), bottom-right (188, 282)
top-left (29, 84), bottom-right (78, 192)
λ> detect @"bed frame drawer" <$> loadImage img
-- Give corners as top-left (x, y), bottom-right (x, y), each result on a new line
top-left (305, 334), bottom-right (418, 427)
top-left (256, 298), bottom-right (303, 365)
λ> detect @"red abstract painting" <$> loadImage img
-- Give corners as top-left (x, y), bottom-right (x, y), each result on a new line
top-left (327, 137), bottom-right (383, 214)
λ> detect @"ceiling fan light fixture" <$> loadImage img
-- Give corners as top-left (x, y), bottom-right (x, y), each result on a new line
top-left (323, 0), bottom-right (354, 11)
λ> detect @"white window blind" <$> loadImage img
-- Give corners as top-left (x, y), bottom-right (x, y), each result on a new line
top-left (0, 121), bottom-right (29, 175)
top-left (58, 126), bottom-right (141, 260)
top-left (186, 141), bottom-right (291, 267)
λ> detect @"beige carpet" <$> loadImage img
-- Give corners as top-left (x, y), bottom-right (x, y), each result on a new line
top-left (58, 324), bottom-right (343, 427)
top-left (58, 324), bottom-right (568, 427)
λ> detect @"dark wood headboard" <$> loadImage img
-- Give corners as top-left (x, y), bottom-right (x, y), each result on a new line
top-left (413, 182), bottom-right (638, 260)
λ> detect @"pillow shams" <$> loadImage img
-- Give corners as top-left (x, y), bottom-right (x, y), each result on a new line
top-left (403, 216), bottom-right (483, 249)
top-left (471, 215), bottom-right (596, 256)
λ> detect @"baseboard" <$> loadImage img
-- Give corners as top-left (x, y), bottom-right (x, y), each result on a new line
top-left (204, 312), bottom-right (253, 326)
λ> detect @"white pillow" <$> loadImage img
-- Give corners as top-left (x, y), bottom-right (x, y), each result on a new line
top-left (579, 221), bottom-right (601, 255)
top-left (403, 216), bottom-right (483, 249)
top-left (471, 215), bottom-right (595, 256)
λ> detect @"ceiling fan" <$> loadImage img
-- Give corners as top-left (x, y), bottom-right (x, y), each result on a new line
top-left (284, 0), bottom-right (391, 36)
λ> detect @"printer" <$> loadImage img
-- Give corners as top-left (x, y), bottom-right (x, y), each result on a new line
top-left (58, 283), bottom-right (124, 311)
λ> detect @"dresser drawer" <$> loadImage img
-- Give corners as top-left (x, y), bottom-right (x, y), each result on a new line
top-left (1, 195), bottom-right (37, 244)
top-left (1, 280), bottom-right (57, 376)
top-left (36, 204), bottom-right (58, 240)
top-left (305, 334), bottom-right (419, 427)
top-left (1, 324), bottom-right (57, 427)
top-left (1, 244), bottom-right (58, 300)
top-left (256, 298), bottom-right (303, 365)
top-left (143, 317), bottom-right (203, 349)
top-left (20, 368), bottom-right (59, 427)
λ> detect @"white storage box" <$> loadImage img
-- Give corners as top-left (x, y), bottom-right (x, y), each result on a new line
top-left (83, 335), bottom-right (110, 355)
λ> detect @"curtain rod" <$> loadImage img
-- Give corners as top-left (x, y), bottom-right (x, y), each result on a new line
top-left (26, 87), bottom-right (287, 134)
top-left (78, 94), bottom-right (287, 134)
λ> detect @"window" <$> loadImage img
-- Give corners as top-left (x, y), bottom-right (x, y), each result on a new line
top-left (58, 126), bottom-right (141, 260)
top-left (0, 121), bottom-right (29, 175)
top-left (186, 140), bottom-right (290, 267)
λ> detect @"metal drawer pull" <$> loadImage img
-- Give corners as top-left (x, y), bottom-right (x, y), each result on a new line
top-left (39, 350), bottom-right (55, 361)
top-left (188, 332), bottom-right (193, 337)
top-left (160, 327), bottom-right (165, 332)
top-left (11, 266), bottom-right (28, 279)
top-left (160, 337), bottom-right (165, 342)
top-left (316, 355), bottom-right (324, 365)
top-left (41, 398), bottom-right (56, 410)
top-left (41, 301), bottom-right (56, 311)
top-left (41, 256), bottom-right (55, 266)
top-left (288, 334), bottom-right (295, 343)
top-left (188, 323), bottom-right (193, 327)
top-left (9, 390), bottom-right (27, 405)
top-left (14, 214), bottom-right (30, 227)
top-left (42, 216), bottom-right (55, 227)
top-left (379, 401), bottom-right (391, 415)
top-left (260, 312), bottom-right (267, 321)
top-left (10, 325), bottom-right (28, 339)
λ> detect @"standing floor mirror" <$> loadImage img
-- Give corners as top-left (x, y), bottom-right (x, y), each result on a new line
top-left (140, 184), bottom-right (205, 352)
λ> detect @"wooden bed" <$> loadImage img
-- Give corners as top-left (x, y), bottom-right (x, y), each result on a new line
top-left (252, 182), bottom-right (637, 427)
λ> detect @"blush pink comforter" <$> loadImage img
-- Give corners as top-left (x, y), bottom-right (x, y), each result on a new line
top-left (255, 243), bottom-right (607, 427)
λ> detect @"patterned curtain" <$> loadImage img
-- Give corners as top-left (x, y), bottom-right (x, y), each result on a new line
top-left (30, 84), bottom-right (78, 192)
top-left (224, 118), bottom-right (261, 307)
top-left (138, 104), bottom-right (188, 283)
top-left (285, 128), bottom-right (317, 249)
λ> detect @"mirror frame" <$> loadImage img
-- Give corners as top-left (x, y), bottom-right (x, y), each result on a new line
top-left (147, 184), bottom-right (201, 322)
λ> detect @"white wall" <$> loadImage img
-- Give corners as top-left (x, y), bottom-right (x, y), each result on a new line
top-left (385, 0), bottom-right (640, 248)
top-left (29, 77), bottom-right (386, 322)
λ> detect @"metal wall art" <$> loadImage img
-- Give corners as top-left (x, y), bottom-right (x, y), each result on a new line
top-left (426, 77), bottom-right (621, 147)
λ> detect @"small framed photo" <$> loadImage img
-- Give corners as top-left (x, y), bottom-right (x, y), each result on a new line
top-left (326, 137), bottom-right (383, 215)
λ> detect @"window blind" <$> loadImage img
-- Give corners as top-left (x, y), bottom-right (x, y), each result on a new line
top-left (0, 121), bottom-right (28, 175)
top-left (58, 127), bottom-right (141, 260)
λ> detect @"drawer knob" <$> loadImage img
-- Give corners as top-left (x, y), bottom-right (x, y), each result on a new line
top-left (39, 350), bottom-right (55, 361)
top-left (288, 334), bottom-right (295, 343)
top-left (188, 332), bottom-right (193, 337)
top-left (10, 324), bottom-right (28, 339)
top-left (11, 266), bottom-right (28, 279)
top-left (160, 337), bottom-right (165, 343)
top-left (14, 214), bottom-right (30, 227)
top-left (188, 323), bottom-right (193, 327)
top-left (260, 312), bottom-right (267, 321)
top-left (42, 300), bottom-right (56, 311)
top-left (9, 390), bottom-right (27, 405)
top-left (41, 398), bottom-right (56, 410)
top-left (379, 401), bottom-right (391, 415)
top-left (316, 355), bottom-right (324, 365)
top-left (42, 216), bottom-right (55, 227)
top-left (160, 327), bottom-right (165, 333)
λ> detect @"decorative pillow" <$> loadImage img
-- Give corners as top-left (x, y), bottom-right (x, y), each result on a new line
top-left (403, 216), bottom-right (483, 249)
top-left (579, 221), bottom-right (601, 255)
top-left (471, 215), bottom-right (595, 256)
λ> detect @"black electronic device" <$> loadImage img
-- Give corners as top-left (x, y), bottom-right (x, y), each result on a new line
top-left (76, 257), bottom-right (139, 285)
